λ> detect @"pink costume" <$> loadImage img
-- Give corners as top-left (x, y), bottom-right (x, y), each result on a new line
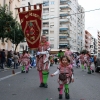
top-left (52, 63), bottom-right (73, 99)
top-left (57, 64), bottom-right (73, 84)
top-left (19, 53), bottom-right (30, 71)
top-left (36, 41), bottom-right (50, 88)
top-left (36, 41), bottom-right (50, 71)
top-left (79, 54), bottom-right (84, 65)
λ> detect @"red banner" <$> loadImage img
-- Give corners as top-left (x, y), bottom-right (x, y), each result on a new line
top-left (17, 4), bottom-right (42, 49)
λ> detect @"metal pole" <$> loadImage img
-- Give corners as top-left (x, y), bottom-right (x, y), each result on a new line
top-left (14, 3), bottom-right (44, 9)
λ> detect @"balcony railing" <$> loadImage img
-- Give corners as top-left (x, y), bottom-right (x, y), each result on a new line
top-left (60, 18), bottom-right (70, 22)
top-left (60, 0), bottom-right (71, 5)
top-left (60, 13), bottom-right (70, 17)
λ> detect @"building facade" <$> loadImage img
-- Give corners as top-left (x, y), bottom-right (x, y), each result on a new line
top-left (31, 0), bottom-right (85, 52)
top-left (0, 0), bottom-right (21, 51)
top-left (77, 4), bottom-right (85, 52)
top-left (97, 31), bottom-right (100, 57)
top-left (19, 0), bottom-right (85, 52)
top-left (85, 30), bottom-right (92, 52)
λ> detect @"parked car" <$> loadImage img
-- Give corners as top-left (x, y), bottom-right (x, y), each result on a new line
top-left (95, 57), bottom-right (100, 72)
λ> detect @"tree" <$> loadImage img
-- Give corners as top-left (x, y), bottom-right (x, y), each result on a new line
top-left (6, 22), bottom-right (24, 51)
top-left (0, 5), bottom-right (15, 41)
top-left (0, 5), bottom-right (25, 51)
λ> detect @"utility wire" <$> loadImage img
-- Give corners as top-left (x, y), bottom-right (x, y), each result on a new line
top-left (43, 8), bottom-right (100, 20)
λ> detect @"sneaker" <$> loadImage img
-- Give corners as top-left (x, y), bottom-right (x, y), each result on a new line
top-left (44, 83), bottom-right (48, 88)
top-left (92, 70), bottom-right (94, 73)
top-left (65, 93), bottom-right (70, 99)
top-left (59, 94), bottom-right (62, 99)
top-left (39, 83), bottom-right (44, 87)
top-left (87, 71), bottom-right (91, 74)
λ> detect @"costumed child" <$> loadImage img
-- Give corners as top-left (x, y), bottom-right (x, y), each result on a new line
top-left (36, 35), bottom-right (50, 88)
top-left (79, 52), bottom-right (85, 71)
top-left (19, 50), bottom-right (30, 73)
top-left (51, 56), bottom-right (74, 99)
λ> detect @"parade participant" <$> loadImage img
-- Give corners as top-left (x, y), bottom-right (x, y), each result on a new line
top-left (19, 50), bottom-right (30, 73)
top-left (84, 52), bottom-right (91, 74)
top-left (79, 52), bottom-right (85, 71)
top-left (64, 46), bottom-right (73, 65)
top-left (51, 56), bottom-right (74, 99)
top-left (36, 35), bottom-right (50, 88)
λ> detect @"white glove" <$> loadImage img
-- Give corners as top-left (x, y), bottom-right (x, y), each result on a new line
top-left (47, 48), bottom-right (51, 51)
top-left (37, 52), bottom-right (41, 55)
top-left (40, 51), bottom-right (48, 54)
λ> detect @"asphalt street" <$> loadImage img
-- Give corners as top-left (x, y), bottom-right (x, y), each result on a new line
top-left (0, 64), bottom-right (100, 100)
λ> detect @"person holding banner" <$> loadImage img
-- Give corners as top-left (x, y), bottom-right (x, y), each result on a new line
top-left (36, 35), bottom-right (50, 88)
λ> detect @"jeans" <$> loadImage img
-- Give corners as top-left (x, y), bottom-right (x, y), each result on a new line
top-left (14, 63), bottom-right (18, 69)
top-left (7, 58), bottom-right (12, 67)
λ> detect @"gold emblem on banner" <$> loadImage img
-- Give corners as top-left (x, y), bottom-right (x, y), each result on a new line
top-left (24, 20), bottom-right (40, 44)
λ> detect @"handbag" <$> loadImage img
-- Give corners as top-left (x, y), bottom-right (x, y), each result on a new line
top-left (59, 73), bottom-right (67, 81)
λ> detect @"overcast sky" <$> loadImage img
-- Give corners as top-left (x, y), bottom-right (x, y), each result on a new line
top-left (78, 0), bottom-right (100, 38)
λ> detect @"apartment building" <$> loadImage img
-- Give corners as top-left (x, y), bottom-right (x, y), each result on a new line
top-left (97, 31), bottom-right (100, 57)
top-left (85, 30), bottom-right (92, 52)
top-left (77, 4), bottom-right (85, 52)
top-left (20, 0), bottom-right (85, 53)
top-left (90, 36), bottom-right (97, 55)
top-left (0, 0), bottom-right (21, 51)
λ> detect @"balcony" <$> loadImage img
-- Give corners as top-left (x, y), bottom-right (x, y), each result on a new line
top-left (43, 8), bottom-right (49, 14)
top-left (60, 18), bottom-right (70, 23)
top-left (59, 36), bottom-right (70, 42)
top-left (43, 1), bottom-right (49, 7)
top-left (43, 22), bottom-right (49, 29)
top-left (59, 31), bottom-right (69, 36)
top-left (60, 0), bottom-right (71, 5)
top-left (59, 24), bottom-right (69, 28)
top-left (60, 5), bottom-right (71, 13)
top-left (60, 13), bottom-right (70, 18)
top-left (59, 43), bottom-right (69, 49)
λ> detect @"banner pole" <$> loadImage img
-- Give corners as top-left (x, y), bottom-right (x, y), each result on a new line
top-left (15, 3), bottom-right (44, 9)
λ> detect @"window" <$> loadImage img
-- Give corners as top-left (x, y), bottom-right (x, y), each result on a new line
top-left (43, 1), bottom-right (49, 6)
top-left (50, 25), bottom-right (54, 28)
top-left (50, 44), bottom-right (54, 48)
top-left (50, 8), bottom-right (54, 12)
top-left (43, 15), bottom-right (49, 20)
top-left (50, 37), bottom-right (54, 41)
top-left (43, 30), bottom-right (49, 34)
top-left (50, 1), bottom-right (55, 5)
top-left (50, 30), bottom-right (54, 34)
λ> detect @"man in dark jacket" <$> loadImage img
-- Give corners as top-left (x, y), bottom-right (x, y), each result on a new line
top-left (1, 49), bottom-right (6, 69)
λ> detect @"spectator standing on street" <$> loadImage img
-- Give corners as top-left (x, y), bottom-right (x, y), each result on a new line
top-left (7, 51), bottom-right (13, 68)
top-left (1, 49), bottom-right (6, 69)
top-left (51, 56), bottom-right (74, 99)
top-left (13, 52), bottom-right (19, 69)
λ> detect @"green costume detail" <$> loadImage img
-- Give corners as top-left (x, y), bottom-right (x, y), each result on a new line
top-left (64, 84), bottom-right (69, 93)
top-left (42, 71), bottom-right (49, 84)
